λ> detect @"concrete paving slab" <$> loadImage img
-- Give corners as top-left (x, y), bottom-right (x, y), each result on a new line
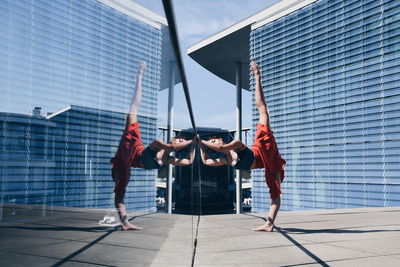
top-left (194, 207), bottom-right (400, 266)
top-left (72, 213), bottom-right (194, 266)
top-left (300, 242), bottom-right (375, 262)
top-left (0, 222), bottom-right (107, 247)
top-left (17, 239), bottom-right (103, 261)
top-left (195, 215), bottom-right (308, 254)
top-left (0, 233), bottom-right (74, 253)
top-left (0, 204), bottom-right (195, 266)
top-left (194, 244), bottom-right (314, 266)
top-left (1, 204), bottom-right (400, 266)
top-left (326, 237), bottom-right (400, 257)
top-left (194, 234), bottom-right (305, 253)
top-left (328, 255), bottom-right (400, 267)
top-left (73, 242), bottom-right (175, 266)
top-left (0, 251), bottom-right (59, 267)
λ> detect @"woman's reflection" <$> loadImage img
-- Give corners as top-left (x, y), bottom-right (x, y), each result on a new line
top-left (110, 62), bottom-right (196, 230)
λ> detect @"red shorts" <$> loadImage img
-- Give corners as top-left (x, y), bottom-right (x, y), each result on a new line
top-left (110, 122), bottom-right (144, 196)
top-left (252, 123), bottom-right (286, 199)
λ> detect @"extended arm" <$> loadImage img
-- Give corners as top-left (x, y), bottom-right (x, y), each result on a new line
top-left (220, 140), bottom-right (246, 152)
top-left (199, 139), bottom-right (222, 152)
top-left (171, 139), bottom-right (194, 152)
top-left (149, 138), bottom-right (193, 153)
top-left (199, 138), bottom-right (228, 167)
top-left (200, 139), bottom-right (246, 153)
top-left (167, 143), bottom-right (196, 166)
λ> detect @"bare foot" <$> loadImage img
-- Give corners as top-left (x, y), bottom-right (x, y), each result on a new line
top-left (250, 61), bottom-right (260, 77)
top-left (121, 220), bottom-right (142, 230)
top-left (136, 61), bottom-right (147, 79)
top-left (253, 221), bottom-right (274, 232)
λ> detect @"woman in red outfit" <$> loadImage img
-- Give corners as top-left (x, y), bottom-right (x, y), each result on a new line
top-left (111, 62), bottom-right (196, 230)
top-left (199, 61), bottom-right (286, 232)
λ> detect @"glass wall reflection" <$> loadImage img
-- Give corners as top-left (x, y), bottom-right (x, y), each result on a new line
top-left (0, 0), bottom-right (195, 229)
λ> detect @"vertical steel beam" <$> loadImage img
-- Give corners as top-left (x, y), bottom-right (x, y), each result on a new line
top-left (235, 62), bottom-right (242, 214)
top-left (167, 63), bottom-right (175, 214)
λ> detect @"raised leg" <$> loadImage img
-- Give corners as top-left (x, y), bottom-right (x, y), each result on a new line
top-left (126, 61), bottom-right (147, 127)
top-left (251, 61), bottom-right (271, 129)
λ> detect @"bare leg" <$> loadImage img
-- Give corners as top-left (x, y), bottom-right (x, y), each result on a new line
top-left (114, 62), bottom-right (146, 230)
top-left (253, 174), bottom-right (281, 232)
top-left (126, 61), bottom-right (146, 127)
top-left (251, 61), bottom-right (271, 129)
top-left (115, 194), bottom-right (142, 230)
top-left (251, 61), bottom-right (278, 231)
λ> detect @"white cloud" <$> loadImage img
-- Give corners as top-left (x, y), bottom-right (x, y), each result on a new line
top-left (144, 0), bottom-right (277, 131)
top-left (174, 0), bottom-right (276, 46)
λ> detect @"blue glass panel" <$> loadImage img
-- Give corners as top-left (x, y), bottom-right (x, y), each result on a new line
top-left (250, 0), bottom-right (400, 212)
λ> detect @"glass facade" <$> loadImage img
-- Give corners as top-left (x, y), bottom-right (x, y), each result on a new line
top-left (0, 0), bottom-right (163, 212)
top-left (250, 0), bottom-right (400, 211)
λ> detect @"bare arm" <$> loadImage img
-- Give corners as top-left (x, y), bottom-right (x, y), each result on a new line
top-left (220, 140), bottom-right (246, 152)
top-left (149, 138), bottom-right (193, 153)
top-left (199, 139), bottom-right (228, 167)
top-left (200, 139), bottom-right (246, 153)
top-left (171, 139), bottom-right (194, 152)
top-left (200, 139), bottom-right (223, 152)
top-left (149, 139), bottom-right (173, 152)
top-left (167, 143), bottom-right (196, 166)
top-left (199, 141), bottom-right (209, 164)
top-left (203, 157), bottom-right (228, 167)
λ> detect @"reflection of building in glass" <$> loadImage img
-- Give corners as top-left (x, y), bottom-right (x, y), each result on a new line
top-left (0, 111), bottom-right (56, 206)
top-left (1, 106), bottom-right (157, 211)
top-left (189, 0), bottom-right (400, 212)
top-left (174, 128), bottom-right (235, 214)
top-left (0, 0), bottom-right (169, 212)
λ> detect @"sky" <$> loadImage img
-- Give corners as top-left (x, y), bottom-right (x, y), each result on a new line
top-left (135, 0), bottom-right (279, 130)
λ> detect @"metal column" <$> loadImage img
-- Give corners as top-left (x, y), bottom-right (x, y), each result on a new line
top-left (235, 62), bottom-right (242, 214)
top-left (167, 63), bottom-right (175, 214)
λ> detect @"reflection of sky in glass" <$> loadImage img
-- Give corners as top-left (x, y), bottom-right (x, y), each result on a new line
top-left (0, 0), bottom-right (162, 118)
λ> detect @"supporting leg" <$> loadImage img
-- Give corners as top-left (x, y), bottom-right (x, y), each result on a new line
top-left (115, 193), bottom-right (142, 230)
top-left (253, 174), bottom-right (281, 232)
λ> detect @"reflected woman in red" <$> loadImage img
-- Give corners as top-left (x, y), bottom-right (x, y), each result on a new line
top-left (111, 62), bottom-right (196, 230)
